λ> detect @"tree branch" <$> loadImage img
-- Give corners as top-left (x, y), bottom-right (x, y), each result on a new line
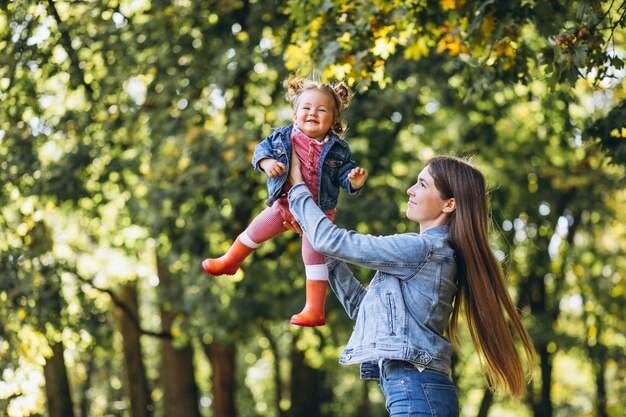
top-left (75, 274), bottom-right (172, 339)
top-left (46, 0), bottom-right (95, 103)
top-left (2, 15), bottom-right (35, 97)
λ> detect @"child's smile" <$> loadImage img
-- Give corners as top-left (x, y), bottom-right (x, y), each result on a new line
top-left (294, 89), bottom-right (335, 141)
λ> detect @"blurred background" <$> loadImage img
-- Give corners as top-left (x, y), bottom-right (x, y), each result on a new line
top-left (1, 1), bottom-right (625, 416)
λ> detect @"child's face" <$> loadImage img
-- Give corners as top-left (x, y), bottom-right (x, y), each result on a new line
top-left (293, 89), bottom-right (335, 141)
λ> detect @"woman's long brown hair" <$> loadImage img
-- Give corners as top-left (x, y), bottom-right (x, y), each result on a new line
top-left (427, 156), bottom-right (535, 398)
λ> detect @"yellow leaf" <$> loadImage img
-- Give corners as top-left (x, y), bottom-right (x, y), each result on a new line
top-left (339, 32), bottom-right (351, 45)
top-left (284, 43), bottom-right (312, 71)
top-left (372, 37), bottom-right (396, 59)
top-left (440, 0), bottom-right (465, 10)
top-left (612, 285), bottom-right (623, 297)
top-left (480, 13), bottom-right (497, 38)
top-left (495, 40), bottom-right (515, 58)
top-left (372, 25), bottom-right (394, 39)
top-left (223, 150), bottom-right (235, 162)
top-left (310, 16), bottom-right (323, 37)
top-left (404, 37), bottom-right (429, 60)
top-left (326, 63), bottom-right (353, 80)
top-left (440, 0), bottom-right (455, 10)
top-left (436, 34), bottom-right (466, 56)
top-left (610, 127), bottom-right (626, 138)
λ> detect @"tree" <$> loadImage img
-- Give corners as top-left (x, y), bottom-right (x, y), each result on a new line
top-left (2, 1), bottom-right (625, 416)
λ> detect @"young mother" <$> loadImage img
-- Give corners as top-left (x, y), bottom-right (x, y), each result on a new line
top-left (285, 151), bottom-right (535, 416)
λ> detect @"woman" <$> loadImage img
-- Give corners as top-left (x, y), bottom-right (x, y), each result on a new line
top-left (285, 151), bottom-right (535, 416)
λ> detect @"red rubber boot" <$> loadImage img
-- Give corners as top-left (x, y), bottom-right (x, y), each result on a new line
top-left (290, 280), bottom-right (327, 327)
top-left (202, 237), bottom-right (254, 276)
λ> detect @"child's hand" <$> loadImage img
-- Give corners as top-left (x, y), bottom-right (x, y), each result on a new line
top-left (348, 167), bottom-right (368, 190)
top-left (259, 158), bottom-right (287, 178)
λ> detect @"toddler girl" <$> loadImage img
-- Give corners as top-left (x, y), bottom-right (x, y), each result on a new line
top-left (202, 75), bottom-right (368, 327)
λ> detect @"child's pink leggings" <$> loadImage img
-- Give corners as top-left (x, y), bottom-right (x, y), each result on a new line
top-left (242, 198), bottom-right (336, 280)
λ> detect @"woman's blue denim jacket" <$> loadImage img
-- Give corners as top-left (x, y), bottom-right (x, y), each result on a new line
top-left (251, 124), bottom-right (361, 211)
top-left (288, 183), bottom-right (458, 379)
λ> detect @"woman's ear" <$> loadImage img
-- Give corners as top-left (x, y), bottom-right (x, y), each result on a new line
top-left (443, 198), bottom-right (456, 214)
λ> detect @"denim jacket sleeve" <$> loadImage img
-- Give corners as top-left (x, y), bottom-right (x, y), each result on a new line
top-left (326, 258), bottom-right (367, 320)
top-left (336, 148), bottom-right (361, 195)
top-left (252, 137), bottom-right (274, 171)
top-left (288, 183), bottom-right (431, 277)
top-left (252, 129), bottom-right (290, 172)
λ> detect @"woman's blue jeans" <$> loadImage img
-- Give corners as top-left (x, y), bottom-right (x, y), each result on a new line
top-left (379, 360), bottom-right (459, 417)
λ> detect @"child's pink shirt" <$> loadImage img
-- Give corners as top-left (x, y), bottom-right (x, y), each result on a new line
top-left (277, 127), bottom-right (336, 223)
top-left (291, 127), bottom-right (326, 201)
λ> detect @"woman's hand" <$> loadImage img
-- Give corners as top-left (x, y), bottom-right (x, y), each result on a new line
top-left (288, 147), bottom-right (304, 186)
top-left (282, 220), bottom-right (303, 235)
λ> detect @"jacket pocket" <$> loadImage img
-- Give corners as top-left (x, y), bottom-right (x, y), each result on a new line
top-left (385, 292), bottom-right (397, 336)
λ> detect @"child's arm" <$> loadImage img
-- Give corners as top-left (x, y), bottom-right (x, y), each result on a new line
top-left (347, 167), bottom-right (368, 191)
top-left (259, 158), bottom-right (287, 178)
top-left (251, 129), bottom-right (289, 174)
top-left (338, 162), bottom-right (368, 194)
top-left (336, 147), bottom-right (367, 195)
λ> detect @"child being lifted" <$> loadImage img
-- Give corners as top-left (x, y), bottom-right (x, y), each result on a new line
top-left (202, 74), bottom-right (368, 327)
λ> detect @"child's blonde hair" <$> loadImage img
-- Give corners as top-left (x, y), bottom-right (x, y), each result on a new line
top-left (287, 75), bottom-right (352, 136)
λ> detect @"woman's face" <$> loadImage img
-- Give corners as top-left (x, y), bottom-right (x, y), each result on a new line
top-left (293, 89), bottom-right (335, 140)
top-left (406, 165), bottom-right (452, 231)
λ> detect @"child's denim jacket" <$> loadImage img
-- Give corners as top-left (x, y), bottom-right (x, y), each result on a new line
top-left (251, 124), bottom-right (361, 211)
top-left (288, 183), bottom-right (458, 379)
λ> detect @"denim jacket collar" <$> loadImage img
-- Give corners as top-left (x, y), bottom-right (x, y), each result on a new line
top-left (271, 124), bottom-right (349, 148)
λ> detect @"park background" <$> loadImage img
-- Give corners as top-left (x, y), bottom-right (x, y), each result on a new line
top-left (1, 0), bottom-right (626, 416)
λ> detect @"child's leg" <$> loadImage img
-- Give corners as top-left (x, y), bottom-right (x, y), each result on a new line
top-left (289, 235), bottom-right (328, 327)
top-left (202, 204), bottom-right (286, 276)
top-left (244, 203), bottom-right (288, 244)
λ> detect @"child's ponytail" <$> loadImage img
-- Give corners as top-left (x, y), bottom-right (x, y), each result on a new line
top-left (332, 81), bottom-right (351, 110)
top-left (287, 75), bottom-right (306, 109)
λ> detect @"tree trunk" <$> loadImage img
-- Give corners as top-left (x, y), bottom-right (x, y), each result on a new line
top-left (533, 343), bottom-right (553, 417)
top-left (43, 341), bottom-right (75, 417)
top-left (289, 336), bottom-right (330, 417)
top-left (260, 324), bottom-right (288, 417)
top-left (589, 340), bottom-right (609, 417)
top-left (116, 283), bottom-right (153, 417)
top-left (158, 257), bottom-right (201, 417)
top-left (595, 355), bottom-right (608, 417)
top-left (355, 380), bottom-right (372, 417)
top-left (79, 349), bottom-right (95, 417)
top-left (204, 341), bottom-right (237, 417)
top-left (476, 389), bottom-right (493, 417)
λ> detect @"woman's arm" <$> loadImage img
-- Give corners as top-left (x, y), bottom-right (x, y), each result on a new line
top-left (326, 258), bottom-right (367, 320)
top-left (288, 183), bottom-right (430, 276)
top-left (287, 147), bottom-right (430, 276)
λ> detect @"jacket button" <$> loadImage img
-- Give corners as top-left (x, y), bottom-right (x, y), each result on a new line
top-left (277, 149), bottom-right (282, 156)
